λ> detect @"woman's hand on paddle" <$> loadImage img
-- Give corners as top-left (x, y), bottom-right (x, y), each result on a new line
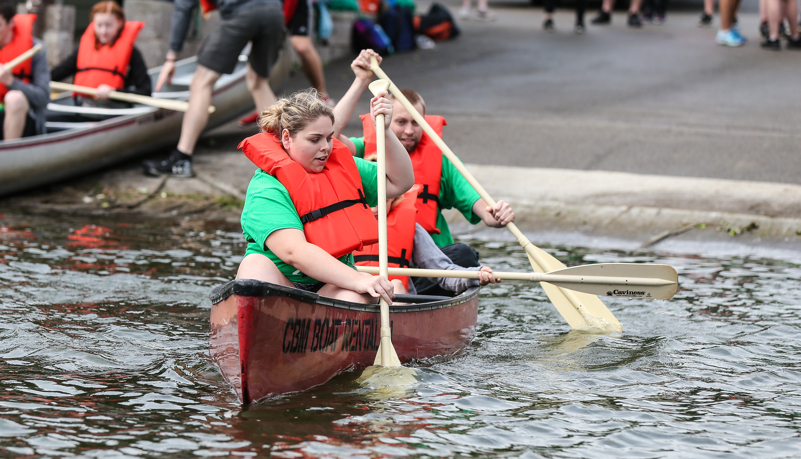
top-left (351, 49), bottom-right (382, 82)
top-left (355, 272), bottom-right (395, 304)
top-left (484, 199), bottom-right (515, 227)
top-left (370, 91), bottom-right (393, 129)
top-left (0, 64), bottom-right (13, 86)
top-left (477, 266), bottom-right (501, 286)
top-left (155, 52), bottom-right (177, 92)
top-left (96, 84), bottom-right (114, 100)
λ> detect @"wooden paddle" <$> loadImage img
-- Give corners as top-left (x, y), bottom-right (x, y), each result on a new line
top-left (49, 81), bottom-right (216, 113)
top-left (3, 43), bottom-right (42, 71)
top-left (357, 263), bottom-right (679, 300)
top-left (368, 56), bottom-right (622, 332)
top-left (369, 78), bottom-right (401, 367)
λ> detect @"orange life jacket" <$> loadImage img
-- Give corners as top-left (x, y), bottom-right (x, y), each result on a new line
top-left (74, 21), bottom-right (144, 91)
top-left (353, 186), bottom-right (419, 290)
top-left (239, 132), bottom-right (379, 259)
top-left (361, 113), bottom-right (446, 234)
top-left (0, 14), bottom-right (36, 101)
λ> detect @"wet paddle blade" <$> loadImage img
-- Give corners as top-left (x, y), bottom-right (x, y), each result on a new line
top-left (546, 263), bottom-right (679, 300)
top-left (374, 341), bottom-right (401, 366)
top-left (525, 245), bottom-right (622, 333)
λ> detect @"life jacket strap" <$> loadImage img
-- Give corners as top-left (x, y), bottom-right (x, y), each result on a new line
top-left (353, 249), bottom-right (411, 269)
top-left (418, 184), bottom-right (440, 207)
top-left (75, 66), bottom-right (126, 77)
top-left (300, 189), bottom-right (368, 224)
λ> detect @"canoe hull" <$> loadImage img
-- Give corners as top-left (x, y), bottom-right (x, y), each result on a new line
top-left (210, 280), bottom-right (479, 403)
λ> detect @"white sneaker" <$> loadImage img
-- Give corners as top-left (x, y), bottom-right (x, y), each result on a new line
top-left (475, 8), bottom-right (496, 21)
top-left (458, 7), bottom-right (471, 20)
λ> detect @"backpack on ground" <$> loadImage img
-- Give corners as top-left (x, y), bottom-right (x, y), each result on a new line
top-left (414, 2), bottom-right (460, 41)
top-left (378, 4), bottom-right (416, 52)
top-left (351, 18), bottom-right (395, 55)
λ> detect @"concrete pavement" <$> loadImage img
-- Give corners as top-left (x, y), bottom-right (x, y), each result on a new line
top-left (5, 1), bottom-right (801, 252)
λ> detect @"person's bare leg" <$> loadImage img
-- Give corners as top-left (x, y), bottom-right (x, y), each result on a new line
top-left (477, 0), bottom-right (489, 10)
top-left (602, 0), bottom-right (613, 12)
top-left (237, 253), bottom-right (296, 285)
top-left (3, 90), bottom-right (29, 140)
top-left (176, 65), bottom-right (221, 155)
top-left (720, 0), bottom-right (734, 29)
top-left (706, 0), bottom-right (715, 15)
top-left (318, 283), bottom-right (377, 303)
top-left (629, 0), bottom-right (643, 14)
top-left (760, 0), bottom-right (768, 21)
top-left (767, 0), bottom-right (781, 39)
top-left (786, 0), bottom-right (799, 38)
top-left (245, 65), bottom-right (277, 115)
top-left (290, 35), bottom-right (327, 97)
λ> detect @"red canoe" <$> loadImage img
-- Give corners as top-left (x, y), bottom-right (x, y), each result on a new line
top-left (209, 279), bottom-right (480, 403)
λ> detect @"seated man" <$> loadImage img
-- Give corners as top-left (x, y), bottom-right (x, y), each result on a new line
top-left (0, 2), bottom-right (50, 141)
top-left (334, 50), bottom-right (515, 294)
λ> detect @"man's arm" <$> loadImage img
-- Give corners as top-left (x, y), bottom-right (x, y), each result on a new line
top-left (333, 50), bottom-right (382, 149)
top-left (168, 0), bottom-right (198, 55)
top-left (9, 41), bottom-right (50, 111)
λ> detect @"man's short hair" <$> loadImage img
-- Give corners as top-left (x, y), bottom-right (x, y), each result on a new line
top-left (391, 89), bottom-right (426, 115)
top-left (0, 1), bottom-right (15, 24)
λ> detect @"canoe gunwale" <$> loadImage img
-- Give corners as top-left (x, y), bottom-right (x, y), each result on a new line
top-left (209, 279), bottom-right (480, 313)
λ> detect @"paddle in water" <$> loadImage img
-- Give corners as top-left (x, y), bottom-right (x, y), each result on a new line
top-left (369, 79), bottom-right (402, 367)
top-left (357, 262), bottom-right (679, 300)
top-left (368, 57), bottom-right (626, 333)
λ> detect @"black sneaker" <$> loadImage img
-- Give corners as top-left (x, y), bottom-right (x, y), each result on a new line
top-left (760, 21), bottom-right (769, 38)
top-left (591, 11), bottom-right (611, 25)
top-left (543, 18), bottom-right (555, 31)
top-left (699, 12), bottom-right (712, 27)
top-left (628, 13), bottom-right (642, 28)
top-left (761, 38), bottom-right (781, 50)
top-left (142, 150), bottom-right (195, 178)
top-left (787, 36), bottom-right (801, 49)
top-left (574, 22), bottom-right (586, 34)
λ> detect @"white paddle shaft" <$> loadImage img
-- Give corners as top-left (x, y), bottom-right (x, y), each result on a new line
top-left (50, 81), bottom-right (215, 113)
top-left (4, 44), bottom-right (42, 71)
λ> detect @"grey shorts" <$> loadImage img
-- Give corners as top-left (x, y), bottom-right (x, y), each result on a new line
top-left (198, 3), bottom-right (286, 78)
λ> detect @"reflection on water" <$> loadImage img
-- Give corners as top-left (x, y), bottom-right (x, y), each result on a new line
top-left (1, 213), bottom-right (800, 457)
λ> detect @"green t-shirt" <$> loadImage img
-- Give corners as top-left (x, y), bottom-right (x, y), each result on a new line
top-left (241, 157), bottom-right (379, 284)
top-left (350, 136), bottom-right (481, 247)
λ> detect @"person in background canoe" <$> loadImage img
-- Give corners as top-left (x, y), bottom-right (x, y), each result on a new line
top-left (143, 0), bottom-right (285, 178)
top-left (334, 50), bottom-right (515, 294)
top-left (237, 0), bottom-right (333, 126)
top-left (51, 1), bottom-right (151, 108)
top-left (354, 187), bottom-right (501, 297)
top-left (236, 87), bottom-right (414, 304)
top-left (0, 1), bottom-right (50, 141)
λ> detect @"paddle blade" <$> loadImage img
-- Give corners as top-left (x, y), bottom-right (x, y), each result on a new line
top-left (368, 79), bottom-right (390, 96)
top-left (526, 245), bottom-right (622, 332)
top-left (545, 263), bottom-right (679, 300)
top-left (374, 341), bottom-right (401, 367)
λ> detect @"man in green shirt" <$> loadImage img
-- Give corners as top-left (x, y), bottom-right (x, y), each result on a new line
top-left (333, 51), bottom-right (515, 293)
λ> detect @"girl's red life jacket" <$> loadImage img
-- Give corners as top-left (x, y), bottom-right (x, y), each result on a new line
top-left (360, 113), bottom-right (445, 234)
top-left (0, 14), bottom-right (36, 101)
top-left (353, 185), bottom-right (419, 290)
top-left (239, 132), bottom-right (379, 259)
top-left (74, 21), bottom-right (144, 91)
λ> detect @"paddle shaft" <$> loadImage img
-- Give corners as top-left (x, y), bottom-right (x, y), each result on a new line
top-left (3, 44), bottom-right (42, 71)
top-left (368, 79), bottom-right (399, 367)
top-left (49, 81), bottom-right (216, 113)
top-left (369, 58), bottom-right (621, 331)
top-left (357, 266), bottom-right (675, 286)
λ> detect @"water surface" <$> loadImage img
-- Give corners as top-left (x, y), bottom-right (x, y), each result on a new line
top-left (1, 213), bottom-right (800, 457)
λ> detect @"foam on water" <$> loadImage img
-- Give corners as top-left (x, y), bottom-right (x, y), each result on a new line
top-left (1, 213), bottom-right (800, 457)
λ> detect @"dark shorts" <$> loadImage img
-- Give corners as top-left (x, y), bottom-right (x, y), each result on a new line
top-left (198, 3), bottom-right (286, 78)
top-left (291, 280), bottom-right (325, 293)
top-left (287, 0), bottom-right (313, 36)
top-left (0, 111), bottom-right (37, 140)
